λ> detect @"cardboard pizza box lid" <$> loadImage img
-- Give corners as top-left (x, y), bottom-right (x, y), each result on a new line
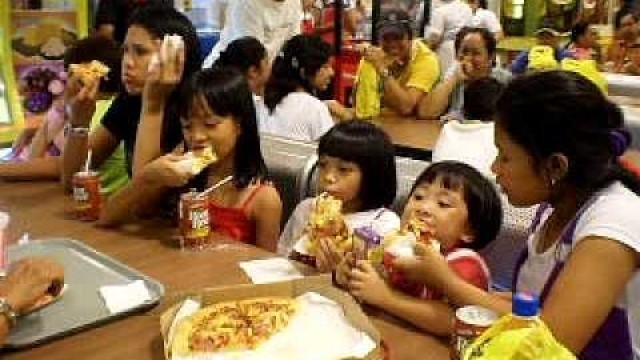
top-left (160, 274), bottom-right (383, 360)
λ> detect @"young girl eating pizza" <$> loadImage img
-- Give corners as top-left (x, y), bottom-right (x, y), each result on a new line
top-left (101, 67), bottom-right (282, 252)
top-left (277, 121), bottom-right (400, 271)
top-left (339, 161), bottom-right (502, 335)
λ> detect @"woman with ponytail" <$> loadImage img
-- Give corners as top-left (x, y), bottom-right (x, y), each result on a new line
top-left (261, 34), bottom-right (335, 142)
top-left (393, 71), bottom-right (640, 360)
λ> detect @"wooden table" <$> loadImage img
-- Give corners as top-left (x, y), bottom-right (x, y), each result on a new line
top-left (375, 115), bottom-right (442, 151)
top-left (0, 181), bottom-right (450, 360)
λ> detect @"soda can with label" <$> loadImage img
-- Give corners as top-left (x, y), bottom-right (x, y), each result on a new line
top-left (178, 189), bottom-right (210, 250)
top-left (451, 305), bottom-right (498, 360)
top-left (72, 171), bottom-right (101, 221)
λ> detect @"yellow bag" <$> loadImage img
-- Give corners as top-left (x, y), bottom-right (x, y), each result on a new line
top-left (561, 58), bottom-right (608, 94)
top-left (528, 45), bottom-right (559, 72)
top-left (463, 314), bottom-right (577, 360)
top-left (353, 60), bottom-right (381, 120)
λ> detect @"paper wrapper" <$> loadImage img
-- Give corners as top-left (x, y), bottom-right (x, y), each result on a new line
top-left (160, 276), bottom-right (383, 360)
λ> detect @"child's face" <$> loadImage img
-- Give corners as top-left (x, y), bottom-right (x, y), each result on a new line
top-left (457, 32), bottom-right (492, 78)
top-left (402, 179), bottom-right (473, 251)
top-left (317, 155), bottom-right (363, 212)
top-left (181, 94), bottom-right (241, 162)
top-left (491, 124), bottom-right (549, 206)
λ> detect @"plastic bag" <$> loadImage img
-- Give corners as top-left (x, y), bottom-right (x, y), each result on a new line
top-left (527, 46), bottom-right (559, 72)
top-left (353, 60), bottom-right (381, 120)
top-left (463, 314), bottom-right (577, 360)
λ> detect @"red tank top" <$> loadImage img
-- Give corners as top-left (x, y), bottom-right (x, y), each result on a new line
top-left (208, 186), bottom-right (265, 245)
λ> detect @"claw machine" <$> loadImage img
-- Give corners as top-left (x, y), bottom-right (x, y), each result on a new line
top-left (0, 0), bottom-right (88, 145)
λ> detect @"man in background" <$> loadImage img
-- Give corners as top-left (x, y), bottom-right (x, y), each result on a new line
top-left (203, 0), bottom-right (302, 67)
top-left (94, 0), bottom-right (174, 43)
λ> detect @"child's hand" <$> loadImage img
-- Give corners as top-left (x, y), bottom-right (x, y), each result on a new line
top-left (144, 36), bottom-right (185, 109)
top-left (393, 241), bottom-right (452, 291)
top-left (141, 153), bottom-right (194, 188)
top-left (334, 252), bottom-right (356, 287)
top-left (315, 237), bottom-right (344, 273)
top-left (348, 260), bottom-right (392, 307)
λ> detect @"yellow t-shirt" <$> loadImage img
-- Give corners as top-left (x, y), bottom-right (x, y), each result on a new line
top-left (353, 39), bottom-right (440, 119)
top-left (396, 39), bottom-right (440, 93)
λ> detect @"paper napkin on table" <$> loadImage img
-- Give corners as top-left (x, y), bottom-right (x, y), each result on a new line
top-left (99, 279), bottom-right (152, 314)
top-left (238, 258), bottom-right (304, 284)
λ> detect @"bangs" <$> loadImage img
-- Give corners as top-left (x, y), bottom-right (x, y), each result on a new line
top-left (423, 171), bottom-right (467, 194)
top-left (318, 127), bottom-right (378, 163)
top-left (179, 69), bottom-right (249, 120)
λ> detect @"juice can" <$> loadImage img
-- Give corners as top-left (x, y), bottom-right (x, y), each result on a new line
top-left (72, 171), bottom-right (101, 221)
top-left (178, 189), bottom-right (210, 250)
top-left (451, 305), bottom-right (498, 360)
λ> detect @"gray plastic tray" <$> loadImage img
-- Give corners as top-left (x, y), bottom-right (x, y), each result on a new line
top-left (4, 237), bottom-right (165, 349)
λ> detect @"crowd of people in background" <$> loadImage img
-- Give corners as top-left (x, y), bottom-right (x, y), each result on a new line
top-left (2, 1), bottom-right (640, 359)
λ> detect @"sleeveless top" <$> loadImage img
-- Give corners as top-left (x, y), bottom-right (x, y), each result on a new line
top-left (513, 198), bottom-right (634, 360)
top-left (208, 185), bottom-right (266, 245)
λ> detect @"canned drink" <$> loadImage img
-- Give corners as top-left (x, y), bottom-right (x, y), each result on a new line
top-left (451, 305), bottom-right (498, 360)
top-left (72, 171), bottom-right (101, 221)
top-left (178, 190), bottom-right (210, 250)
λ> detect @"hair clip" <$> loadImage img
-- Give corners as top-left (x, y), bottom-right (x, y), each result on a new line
top-left (610, 128), bottom-right (631, 157)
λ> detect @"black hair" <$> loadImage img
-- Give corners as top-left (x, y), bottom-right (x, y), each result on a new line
top-left (477, 0), bottom-right (488, 9)
top-left (455, 27), bottom-right (497, 58)
top-left (463, 77), bottom-right (504, 122)
top-left (377, 9), bottom-right (414, 39)
top-left (64, 35), bottom-right (122, 93)
top-left (318, 121), bottom-right (397, 210)
top-left (496, 70), bottom-right (640, 195)
top-left (264, 34), bottom-right (333, 112)
top-left (567, 21), bottom-right (593, 48)
top-left (410, 161), bottom-right (502, 251)
top-left (179, 67), bottom-right (267, 189)
top-left (214, 37), bottom-right (267, 75)
top-left (127, 5), bottom-right (201, 80)
top-left (614, 8), bottom-right (639, 30)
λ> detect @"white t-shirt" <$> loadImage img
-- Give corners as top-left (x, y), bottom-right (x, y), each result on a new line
top-left (467, 8), bottom-right (502, 35)
top-left (425, 0), bottom-right (472, 42)
top-left (431, 120), bottom-right (496, 179)
top-left (277, 198), bottom-right (401, 256)
top-left (517, 182), bottom-right (640, 358)
top-left (203, 0), bottom-right (302, 67)
top-left (252, 93), bottom-right (269, 127)
top-left (259, 92), bottom-right (335, 142)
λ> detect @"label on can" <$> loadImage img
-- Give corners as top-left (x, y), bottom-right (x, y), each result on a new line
top-left (179, 192), bottom-right (210, 249)
top-left (72, 171), bottom-right (101, 221)
top-left (451, 305), bottom-right (498, 360)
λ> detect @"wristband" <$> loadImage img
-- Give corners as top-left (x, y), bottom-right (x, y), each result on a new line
top-left (65, 123), bottom-right (90, 137)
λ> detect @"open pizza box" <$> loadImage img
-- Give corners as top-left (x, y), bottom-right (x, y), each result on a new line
top-left (159, 274), bottom-right (384, 360)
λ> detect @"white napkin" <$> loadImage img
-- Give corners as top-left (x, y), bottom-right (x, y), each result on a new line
top-left (99, 279), bottom-right (152, 314)
top-left (238, 258), bottom-right (303, 284)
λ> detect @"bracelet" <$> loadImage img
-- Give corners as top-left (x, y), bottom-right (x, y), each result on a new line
top-left (64, 123), bottom-right (90, 137)
top-left (0, 297), bottom-right (18, 329)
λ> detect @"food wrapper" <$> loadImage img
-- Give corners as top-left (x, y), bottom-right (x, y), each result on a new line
top-left (463, 314), bottom-right (577, 360)
top-left (165, 292), bottom-right (376, 360)
top-left (293, 194), bottom-right (352, 257)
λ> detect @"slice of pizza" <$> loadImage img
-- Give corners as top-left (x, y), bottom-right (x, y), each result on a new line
top-left (179, 147), bottom-right (218, 175)
top-left (306, 193), bottom-right (352, 254)
top-left (405, 216), bottom-right (440, 252)
top-left (69, 60), bottom-right (110, 84)
top-left (171, 297), bottom-right (299, 356)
